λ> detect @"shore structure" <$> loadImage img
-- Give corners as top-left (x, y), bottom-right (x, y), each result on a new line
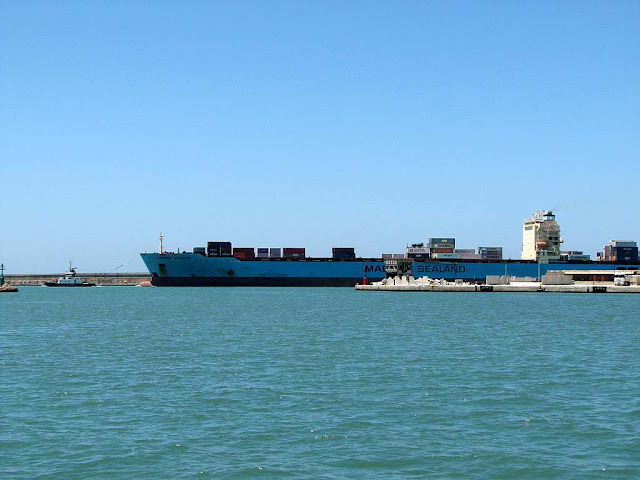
top-left (5, 272), bottom-right (151, 287)
top-left (355, 258), bottom-right (640, 293)
top-left (1, 263), bottom-right (18, 292)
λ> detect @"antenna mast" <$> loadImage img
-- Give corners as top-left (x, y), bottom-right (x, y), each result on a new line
top-left (159, 233), bottom-right (164, 254)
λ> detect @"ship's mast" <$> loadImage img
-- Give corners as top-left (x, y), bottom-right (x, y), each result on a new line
top-left (159, 233), bottom-right (164, 254)
top-left (0, 263), bottom-right (5, 285)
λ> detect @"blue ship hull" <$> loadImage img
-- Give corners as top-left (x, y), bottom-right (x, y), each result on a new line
top-left (140, 253), bottom-right (638, 287)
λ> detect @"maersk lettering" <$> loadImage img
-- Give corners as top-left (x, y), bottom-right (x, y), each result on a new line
top-left (364, 265), bottom-right (384, 273)
top-left (416, 265), bottom-right (465, 274)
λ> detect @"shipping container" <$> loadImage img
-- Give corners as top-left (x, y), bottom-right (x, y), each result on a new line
top-left (406, 247), bottom-right (429, 254)
top-left (430, 247), bottom-right (454, 254)
top-left (233, 247), bottom-right (255, 260)
top-left (433, 253), bottom-right (460, 259)
top-left (257, 248), bottom-right (269, 258)
top-left (562, 250), bottom-right (584, 255)
top-left (283, 248), bottom-right (305, 259)
top-left (430, 243), bottom-right (456, 249)
top-left (193, 247), bottom-right (206, 256)
top-left (455, 249), bottom-right (478, 259)
top-left (269, 248), bottom-right (282, 258)
top-left (478, 247), bottom-right (503, 260)
top-left (611, 246), bottom-right (639, 262)
top-left (207, 241), bottom-right (232, 257)
top-left (478, 247), bottom-right (503, 253)
top-left (613, 246), bottom-right (638, 254)
top-left (567, 254), bottom-right (591, 261)
top-left (332, 247), bottom-right (355, 253)
top-left (429, 238), bottom-right (455, 246)
top-left (613, 255), bottom-right (639, 262)
top-left (333, 252), bottom-right (356, 260)
top-left (392, 254), bottom-right (405, 259)
top-left (332, 247), bottom-right (356, 259)
top-left (381, 253), bottom-right (393, 259)
top-left (610, 240), bottom-right (637, 248)
top-left (332, 248), bottom-right (356, 260)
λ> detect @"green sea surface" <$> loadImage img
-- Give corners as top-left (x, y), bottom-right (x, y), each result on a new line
top-left (1, 287), bottom-right (639, 479)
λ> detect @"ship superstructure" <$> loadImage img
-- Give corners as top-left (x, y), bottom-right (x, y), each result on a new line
top-left (521, 210), bottom-right (563, 261)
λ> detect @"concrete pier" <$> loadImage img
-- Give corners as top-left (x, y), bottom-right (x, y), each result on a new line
top-left (355, 283), bottom-right (640, 293)
top-left (5, 273), bottom-right (151, 286)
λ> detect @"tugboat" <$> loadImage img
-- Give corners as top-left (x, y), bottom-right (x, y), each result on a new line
top-left (44, 263), bottom-right (96, 287)
top-left (0, 263), bottom-right (18, 292)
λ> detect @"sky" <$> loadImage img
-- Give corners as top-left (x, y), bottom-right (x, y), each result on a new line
top-left (1, 1), bottom-right (639, 273)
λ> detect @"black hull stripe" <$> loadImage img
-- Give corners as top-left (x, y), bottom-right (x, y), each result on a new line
top-left (150, 276), bottom-right (383, 287)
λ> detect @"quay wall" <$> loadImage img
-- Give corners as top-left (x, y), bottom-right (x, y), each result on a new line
top-left (5, 273), bottom-right (151, 286)
top-left (355, 283), bottom-right (640, 293)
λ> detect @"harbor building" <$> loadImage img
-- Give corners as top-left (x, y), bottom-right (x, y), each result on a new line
top-left (521, 210), bottom-right (563, 261)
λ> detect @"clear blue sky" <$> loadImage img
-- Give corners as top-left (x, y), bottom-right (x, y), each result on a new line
top-left (1, 1), bottom-right (639, 273)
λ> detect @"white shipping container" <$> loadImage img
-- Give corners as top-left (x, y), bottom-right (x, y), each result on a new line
top-left (406, 247), bottom-right (430, 254)
top-left (392, 254), bottom-right (405, 259)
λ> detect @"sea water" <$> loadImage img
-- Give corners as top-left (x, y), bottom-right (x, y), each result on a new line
top-left (1, 287), bottom-right (639, 479)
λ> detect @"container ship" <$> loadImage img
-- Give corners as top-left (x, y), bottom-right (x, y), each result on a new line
top-left (140, 212), bottom-right (639, 287)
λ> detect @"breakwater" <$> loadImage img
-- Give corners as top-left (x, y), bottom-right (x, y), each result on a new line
top-left (5, 273), bottom-right (151, 286)
top-left (356, 283), bottom-right (640, 293)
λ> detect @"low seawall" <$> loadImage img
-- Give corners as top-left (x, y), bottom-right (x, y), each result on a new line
top-left (356, 283), bottom-right (640, 293)
top-left (6, 273), bottom-right (151, 286)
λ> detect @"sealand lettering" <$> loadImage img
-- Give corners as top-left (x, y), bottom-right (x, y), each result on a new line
top-left (416, 265), bottom-right (465, 274)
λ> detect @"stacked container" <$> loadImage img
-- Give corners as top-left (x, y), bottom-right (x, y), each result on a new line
top-left (478, 247), bottom-right (503, 260)
top-left (603, 240), bottom-right (638, 262)
top-left (332, 247), bottom-right (356, 260)
top-left (429, 238), bottom-right (455, 259)
top-left (257, 248), bottom-right (269, 258)
top-left (207, 242), bottom-right (232, 257)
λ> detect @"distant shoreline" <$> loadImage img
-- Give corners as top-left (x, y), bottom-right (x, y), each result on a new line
top-left (5, 273), bottom-right (150, 286)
